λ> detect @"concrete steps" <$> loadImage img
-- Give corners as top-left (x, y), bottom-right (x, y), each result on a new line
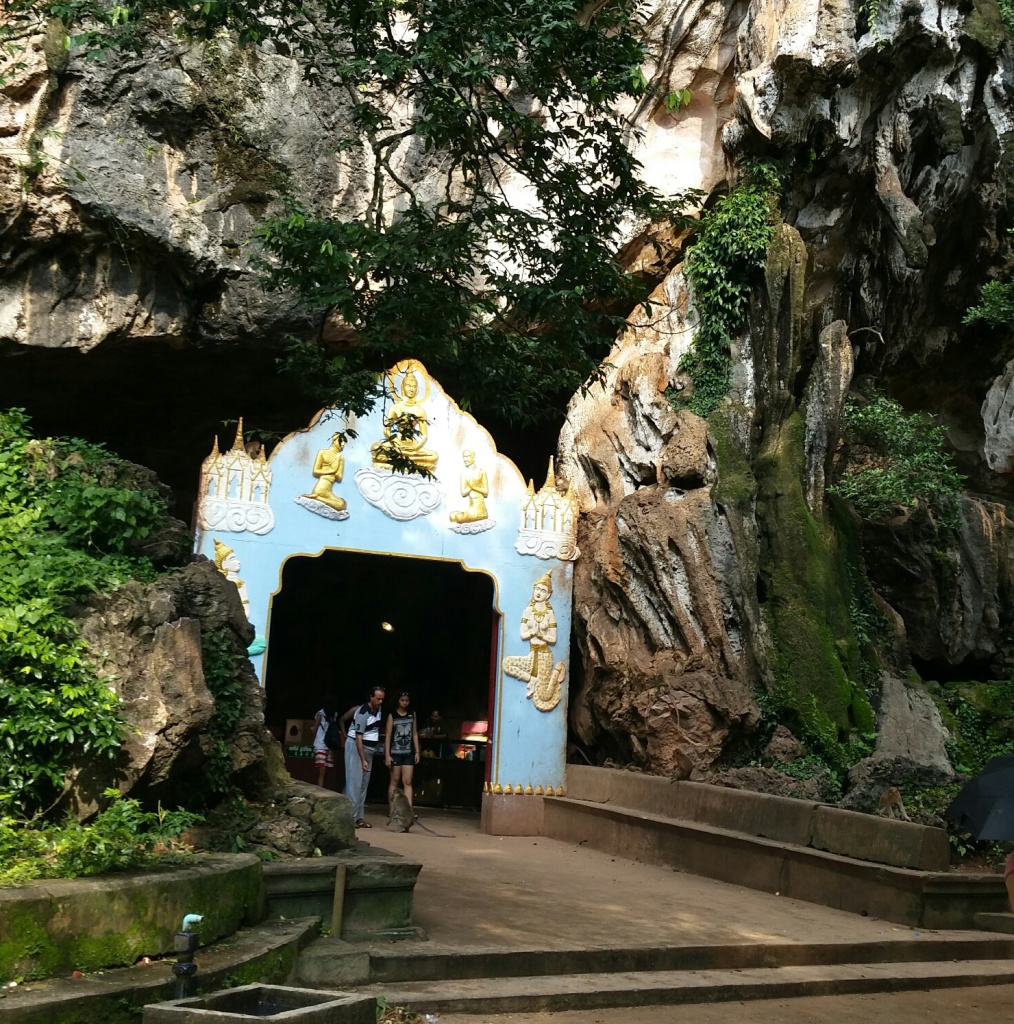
top-left (363, 935), bottom-right (1014, 983)
top-left (367, 959), bottom-right (1014, 1014)
top-left (296, 935), bottom-right (1014, 1013)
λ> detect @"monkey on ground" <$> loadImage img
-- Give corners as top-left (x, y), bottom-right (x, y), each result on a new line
top-left (389, 788), bottom-right (414, 833)
top-left (876, 785), bottom-right (910, 821)
top-left (387, 789), bottom-right (456, 837)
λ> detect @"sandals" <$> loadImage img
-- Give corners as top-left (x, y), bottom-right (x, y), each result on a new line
top-left (356, 819), bottom-right (372, 829)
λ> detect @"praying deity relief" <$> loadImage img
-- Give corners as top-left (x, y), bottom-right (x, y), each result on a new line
top-left (214, 538), bottom-right (251, 617)
top-left (295, 432), bottom-right (350, 520)
top-left (449, 449), bottom-right (495, 534)
top-left (502, 571), bottom-right (567, 712)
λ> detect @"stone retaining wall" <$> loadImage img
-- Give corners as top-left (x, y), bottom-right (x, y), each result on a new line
top-left (564, 765), bottom-right (950, 871)
top-left (0, 854), bottom-right (264, 982)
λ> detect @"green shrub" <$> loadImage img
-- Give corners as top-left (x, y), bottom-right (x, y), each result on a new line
top-left (0, 409), bottom-right (169, 815)
top-left (832, 394), bottom-right (964, 527)
top-left (0, 793), bottom-right (201, 887)
top-left (963, 279), bottom-right (1014, 328)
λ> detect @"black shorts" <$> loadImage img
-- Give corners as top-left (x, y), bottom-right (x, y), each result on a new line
top-left (389, 751), bottom-right (415, 767)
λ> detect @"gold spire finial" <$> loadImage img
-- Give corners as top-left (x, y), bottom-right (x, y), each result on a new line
top-left (231, 417), bottom-right (245, 451)
top-left (543, 456), bottom-right (556, 491)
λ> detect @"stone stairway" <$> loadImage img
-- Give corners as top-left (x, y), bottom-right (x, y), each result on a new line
top-left (540, 766), bottom-right (1010, 929)
top-left (352, 937), bottom-right (1014, 1014)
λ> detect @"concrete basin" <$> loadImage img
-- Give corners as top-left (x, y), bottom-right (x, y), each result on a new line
top-left (142, 984), bottom-right (374, 1023)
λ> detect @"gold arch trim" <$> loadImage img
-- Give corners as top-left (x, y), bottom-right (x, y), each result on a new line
top-left (484, 783), bottom-right (562, 796)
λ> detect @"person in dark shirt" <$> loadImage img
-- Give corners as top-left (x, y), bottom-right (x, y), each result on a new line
top-left (419, 709), bottom-right (447, 740)
top-left (385, 691), bottom-right (421, 816)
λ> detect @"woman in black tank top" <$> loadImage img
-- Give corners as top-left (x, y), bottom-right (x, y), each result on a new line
top-left (385, 691), bottom-right (420, 815)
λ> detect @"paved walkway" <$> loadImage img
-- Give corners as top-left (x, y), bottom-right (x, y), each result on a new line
top-left (356, 807), bottom-right (994, 951)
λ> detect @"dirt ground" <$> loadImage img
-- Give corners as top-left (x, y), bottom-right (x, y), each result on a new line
top-left (435, 985), bottom-right (1014, 1024)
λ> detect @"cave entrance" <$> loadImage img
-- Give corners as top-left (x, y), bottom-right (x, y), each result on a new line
top-left (264, 549), bottom-right (497, 812)
top-left (193, 358), bottom-right (578, 835)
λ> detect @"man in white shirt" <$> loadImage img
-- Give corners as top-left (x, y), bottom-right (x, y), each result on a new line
top-left (346, 687), bottom-right (385, 827)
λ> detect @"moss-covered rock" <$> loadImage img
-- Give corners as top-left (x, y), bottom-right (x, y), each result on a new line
top-left (935, 678), bottom-right (1014, 775)
top-left (963, 0), bottom-right (1008, 56)
top-left (754, 411), bottom-right (874, 760)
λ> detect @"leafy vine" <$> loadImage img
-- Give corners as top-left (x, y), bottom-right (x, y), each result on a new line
top-left (674, 163), bottom-right (781, 417)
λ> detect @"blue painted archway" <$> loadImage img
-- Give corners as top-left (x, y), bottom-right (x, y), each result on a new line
top-left (193, 360), bottom-right (578, 834)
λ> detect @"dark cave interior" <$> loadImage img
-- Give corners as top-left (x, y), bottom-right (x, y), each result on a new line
top-left (264, 549), bottom-right (496, 727)
top-left (0, 340), bottom-right (564, 520)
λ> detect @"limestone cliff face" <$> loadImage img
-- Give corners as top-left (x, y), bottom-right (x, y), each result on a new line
top-left (559, 0), bottom-right (1014, 779)
top-left (5, 3), bottom-right (1014, 790)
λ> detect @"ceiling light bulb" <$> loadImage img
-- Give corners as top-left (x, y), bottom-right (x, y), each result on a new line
top-left (381, 621), bottom-right (394, 632)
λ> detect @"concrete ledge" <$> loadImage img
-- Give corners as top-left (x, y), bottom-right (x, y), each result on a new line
top-left (363, 934), bottom-right (1014, 983)
top-left (674, 782), bottom-right (817, 847)
top-left (974, 913), bottom-right (1014, 934)
top-left (544, 798), bottom-right (1008, 928)
top-left (371, 959), bottom-right (1014, 1015)
top-left (0, 854), bottom-right (264, 982)
top-left (810, 804), bottom-right (951, 871)
top-left (565, 766), bottom-right (949, 871)
top-left (342, 855), bottom-right (423, 941)
top-left (296, 938), bottom-right (371, 987)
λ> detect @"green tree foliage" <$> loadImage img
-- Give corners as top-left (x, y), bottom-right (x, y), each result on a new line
top-left (0, 409), bottom-right (168, 816)
top-left (6, 0), bottom-right (693, 428)
top-left (676, 163), bottom-right (780, 416)
top-left (832, 394), bottom-right (964, 527)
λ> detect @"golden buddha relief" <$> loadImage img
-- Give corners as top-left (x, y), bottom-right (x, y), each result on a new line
top-left (370, 363), bottom-right (439, 473)
top-left (502, 570), bottom-right (567, 712)
top-left (295, 432), bottom-right (350, 520)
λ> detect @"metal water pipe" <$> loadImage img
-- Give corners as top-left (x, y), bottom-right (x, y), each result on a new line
top-left (171, 914), bottom-right (204, 1000)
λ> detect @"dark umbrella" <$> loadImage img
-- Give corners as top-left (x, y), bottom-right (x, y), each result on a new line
top-left (945, 754), bottom-right (1014, 841)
